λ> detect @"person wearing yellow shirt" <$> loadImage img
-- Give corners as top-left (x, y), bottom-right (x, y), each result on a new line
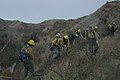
top-left (85, 26), bottom-right (100, 55)
top-left (22, 39), bottom-right (35, 79)
top-left (51, 32), bottom-right (63, 59)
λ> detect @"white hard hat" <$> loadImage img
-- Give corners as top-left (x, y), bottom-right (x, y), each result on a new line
top-left (55, 32), bottom-right (61, 37)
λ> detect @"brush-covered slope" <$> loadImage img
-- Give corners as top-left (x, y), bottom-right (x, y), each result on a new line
top-left (0, 1), bottom-right (120, 80)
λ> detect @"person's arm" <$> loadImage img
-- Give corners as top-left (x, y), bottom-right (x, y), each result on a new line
top-left (95, 31), bottom-right (100, 40)
top-left (67, 38), bottom-right (70, 47)
top-left (60, 38), bottom-right (64, 47)
top-left (52, 38), bottom-right (57, 46)
top-left (84, 32), bottom-right (88, 40)
top-left (26, 48), bottom-right (34, 59)
top-left (114, 26), bottom-right (118, 32)
top-left (80, 33), bottom-right (85, 39)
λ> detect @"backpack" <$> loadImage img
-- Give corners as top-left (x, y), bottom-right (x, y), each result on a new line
top-left (18, 50), bottom-right (29, 62)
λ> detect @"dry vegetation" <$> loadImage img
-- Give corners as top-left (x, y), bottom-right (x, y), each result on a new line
top-left (0, 1), bottom-right (120, 80)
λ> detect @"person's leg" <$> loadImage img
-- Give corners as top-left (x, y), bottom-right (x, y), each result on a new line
top-left (0, 73), bottom-right (2, 80)
top-left (93, 38), bottom-right (99, 55)
top-left (64, 44), bottom-right (68, 54)
top-left (111, 30), bottom-right (115, 35)
top-left (23, 63), bottom-right (29, 79)
top-left (28, 60), bottom-right (35, 75)
top-left (64, 40), bottom-right (68, 52)
top-left (88, 38), bottom-right (93, 53)
top-left (55, 46), bottom-right (61, 59)
top-left (0, 77), bottom-right (2, 80)
top-left (53, 47), bottom-right (59, 59)
top-left (94, 43), bottom-right (99, 54)
top-left (56, 47), bottom-right (60, 58)
top-left (108, 29), bottom-right (111, 35)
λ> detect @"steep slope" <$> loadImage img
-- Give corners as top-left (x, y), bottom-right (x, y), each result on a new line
top-left (73, 1), bottom-right (120, 35)
top-left (33, 1), bottom-right (120, 80)
top-left (0, 1), bottom-right (120, 80)
top-left (0, 18), bottom-right (80, 67)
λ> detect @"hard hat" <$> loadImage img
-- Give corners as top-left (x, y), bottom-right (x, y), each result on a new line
top-left (28, 40), bottom-right (35, 46)
top-left (108, 24), bottom-right (112, 27)
top-left (94, 26), bottom-right (99, 32)
top-left (94, 26), bottom-right (99, 30)
top-left (112, 22), bottom-right (115, 24)
top-left (55, 32), bottom-right (61, 37)
top-left (77, 29), bottom-right (81, 32)
top-left (95, 26), bottom-right (98, 29)
top-left (64, 35), bottom-right (69, 39)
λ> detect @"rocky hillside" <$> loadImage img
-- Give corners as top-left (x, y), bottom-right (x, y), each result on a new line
top-left (0, 1), bottom-right (120, 80)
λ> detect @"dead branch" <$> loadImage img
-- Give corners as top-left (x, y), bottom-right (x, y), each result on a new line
top-left (48, 68), bottom-right (65, 80)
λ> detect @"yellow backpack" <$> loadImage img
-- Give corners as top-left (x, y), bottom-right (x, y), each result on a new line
top-left (63, 35), bottom-right (69, 39)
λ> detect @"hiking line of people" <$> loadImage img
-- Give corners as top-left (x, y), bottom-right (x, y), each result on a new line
top-left (0, 21), bottom-right (117, 80)
top-left (50, 26), bottom-right (100, 59)
top-left (50, 21), bottom-right (117, 59)
top-left (107, 22), bottom-right (118, 36)
top-left (17, 26), bottom-right (100, 79)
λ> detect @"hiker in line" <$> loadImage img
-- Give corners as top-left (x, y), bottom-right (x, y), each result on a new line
top-left (107, 22), bottom-right (117, 36)
top-left (74, 29), bottom-right (85, 49)
top-left (0, 63), bottom-right (2, 80)
top-left (21, 40), bottom-right (35, 79)
top-left (63, 35), bottom-right (69, 52)
top-left (51, 32), bottom-right (63, 59)
top-left (85, 26), bottom-right (100, 55)
top-left (75, 29), bottom-right (84, 39)
top-left (68, 33), bottom-right (77, 47)
top-left (68, 29), bottom-right (84, 46)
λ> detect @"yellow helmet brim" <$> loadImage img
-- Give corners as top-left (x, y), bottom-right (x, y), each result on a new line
top-left (28, 40), bottom-right (35, 46)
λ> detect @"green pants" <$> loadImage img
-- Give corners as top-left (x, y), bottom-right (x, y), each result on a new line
top-left (88, 38), bottom-right (99, 54)
top-left (23, 59), bottom-right (34, 77)
top-left (52, 46), bottom-right (61, 59)
top-left (0, 74), bottom-right (2, 80)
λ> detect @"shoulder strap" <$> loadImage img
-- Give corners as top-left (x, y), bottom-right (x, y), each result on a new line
top-left (21, 46), bottom-right (29, 53)
top-left (92, 31), bottom-right (96, 36)
top-left (55, 38), bottom-right (58, 43)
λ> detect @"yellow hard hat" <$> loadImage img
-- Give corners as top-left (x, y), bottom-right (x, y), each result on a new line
top-left (28, 40), bottom-right (35, 46)
top-left (64, 35), bottom-right (69, 39)
top-left (77, 29), bottom-right (81, 32)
